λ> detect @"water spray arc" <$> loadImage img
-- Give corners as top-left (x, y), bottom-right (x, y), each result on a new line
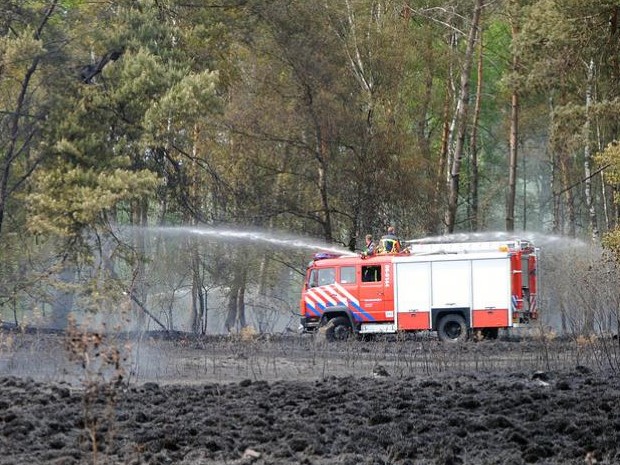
top-left (140, 226), bottom-right (358, 256)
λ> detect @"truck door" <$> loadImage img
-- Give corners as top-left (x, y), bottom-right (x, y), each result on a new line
top-left (471, 257), bottom-right (511, 328)
top-left (431, 259), bottom-right (471, 309)
top-left (394, 261), bottom-right (431, 330)
top-left (358, 263), bottom-right (386, 320)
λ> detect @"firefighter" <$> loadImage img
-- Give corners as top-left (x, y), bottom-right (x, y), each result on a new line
top-left (378, 226), bottom-right (402, 253)
top-left (361, 234), bottom-right (375, 258)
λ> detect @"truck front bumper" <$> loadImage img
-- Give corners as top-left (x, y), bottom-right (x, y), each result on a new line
top-left (300, 316), bottom-right (321, 332)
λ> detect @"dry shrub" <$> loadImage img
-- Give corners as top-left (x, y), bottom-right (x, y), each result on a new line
top-left (0, 332), bottom-right (14, 352)
top-left (576, 334), bottom-right (596, 347)
top-left (239, 325), bottom-right (258, 342)
top-left (535, 325), bottom-right (557, 342)
top-left (64, 315), bottom-right (128, 464)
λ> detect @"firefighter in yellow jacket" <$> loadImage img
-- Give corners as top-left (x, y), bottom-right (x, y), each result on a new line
top-left (378, 226), bottom-right (402, 254)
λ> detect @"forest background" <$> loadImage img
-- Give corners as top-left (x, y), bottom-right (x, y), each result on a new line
top-left (2, 0), bottom-right (620, 336)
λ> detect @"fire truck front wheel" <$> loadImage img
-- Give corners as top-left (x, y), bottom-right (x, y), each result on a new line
top-left (437, 314), bottom-right (468, 343)
top-left (323, 316), bottom-right (352, 342)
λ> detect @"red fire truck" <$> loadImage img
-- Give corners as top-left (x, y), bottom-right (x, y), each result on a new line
top-left (300, 239), bottom-right (539, 342)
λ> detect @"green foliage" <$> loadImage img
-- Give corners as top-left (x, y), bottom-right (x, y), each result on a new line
top-left (597, 143), bottom-right (620, 188)
top-left (0, 30), bottom-right (43, 76)
top-left (602, 229), bottom-right (620, 262)
top-left (596, 143), bottom-right (620, 259)
top-left (144, 70), bottom-right (220, 142)
top-left (26, 164), bottom-right (159, 237)
top-left (4, 0), bottom-right (620, 331)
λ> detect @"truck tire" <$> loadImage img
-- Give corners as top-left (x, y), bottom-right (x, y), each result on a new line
top-left (437, 314), bottom-right (468, 343)
top-left (323, 316), bottom-right (352, 342)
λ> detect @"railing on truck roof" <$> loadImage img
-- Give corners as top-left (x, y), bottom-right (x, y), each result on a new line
top-left (404, 239), bottom-right (534, 255)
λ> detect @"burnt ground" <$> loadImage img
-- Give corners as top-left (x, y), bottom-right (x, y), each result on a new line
top-left (0, 329), bottom-right (619, 465)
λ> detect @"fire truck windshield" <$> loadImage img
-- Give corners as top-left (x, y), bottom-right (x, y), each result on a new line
top-left (309, 268), bottom-right (335, 287)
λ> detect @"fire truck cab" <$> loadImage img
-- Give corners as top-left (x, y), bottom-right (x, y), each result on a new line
top-left (300, 239), bottom-right (539, 342)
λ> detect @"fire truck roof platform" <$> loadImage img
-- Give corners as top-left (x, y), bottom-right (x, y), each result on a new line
top-left (403, 238), bottom-right (535, 255)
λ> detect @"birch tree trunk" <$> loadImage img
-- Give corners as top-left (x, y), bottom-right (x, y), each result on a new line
top-left (583, 58), bottom-right (599, 242)
top-left (437, 32), bottom-right (457, 232)
top-left (445, 0), bottom-right (483, 233)
top-left (339, 0), bottom-right (377, 241)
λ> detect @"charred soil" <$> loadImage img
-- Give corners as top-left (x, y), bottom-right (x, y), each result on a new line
top-left (0, 329), bottom-right (619, 465)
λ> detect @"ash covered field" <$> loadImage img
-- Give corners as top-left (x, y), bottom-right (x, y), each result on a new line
top-left (0, 330), bottom-right (619, 465)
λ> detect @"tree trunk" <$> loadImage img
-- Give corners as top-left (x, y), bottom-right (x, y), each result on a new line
top-left (50, 265), bottom-right (76, 329)
top-left (601, 170), bottom-right (611, 231)
top-left (130, 197), bottom-right (149, 327)
top-left (443, 30), bottom-right (459, 203)
top-left (224, 265), bottom-right (247, 333)
top-left (583, 58), bottom-right (599, 242)
top-left (506, 8), bottom-right (519, 233)
top-left (190, 250), bottom-right (203, 334)
top-left (469, 27), bottom-right (484, 232)
top-left (549, 96), bottom-right (562, 235)
top-left (551, 153), bottom-right (561, 235)
top-left (317, 150), bottom-right (333, 243)
top-left (561, 153), bottom-right (577, 238)
top-left (445, 0), bottom-right (483, 233)
top-left (506, 89), bottom-right (518, 232)
top-left (436, 77), bottom-right (453, 232)
top-left (308, 103), bottom-right (333, 243)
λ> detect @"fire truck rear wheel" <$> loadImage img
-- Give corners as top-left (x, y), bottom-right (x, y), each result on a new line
top-left (437, 314), bottom-right (468, 343)
top-left (324, 316), bottom-right (352, 342)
